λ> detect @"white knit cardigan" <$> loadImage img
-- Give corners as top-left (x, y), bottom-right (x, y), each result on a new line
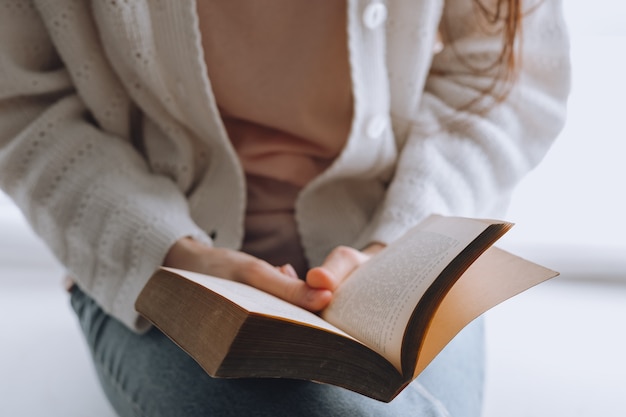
top-left (0, 0), bottom-right (570, 331)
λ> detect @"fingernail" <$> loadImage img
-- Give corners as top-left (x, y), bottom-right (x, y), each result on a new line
top-left (306, 288), bottom-right (319, 302)
top-left (282, 263), bottom-right (298, 278)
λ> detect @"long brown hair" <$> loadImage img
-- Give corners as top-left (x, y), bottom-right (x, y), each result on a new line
top-left (477, 0), bottom-right (523, 100)
top-left (442, 0), bottom-right (524, 106)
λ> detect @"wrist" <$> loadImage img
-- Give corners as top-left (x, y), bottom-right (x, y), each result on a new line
top-left (163, 237), bottom-right (211, 269)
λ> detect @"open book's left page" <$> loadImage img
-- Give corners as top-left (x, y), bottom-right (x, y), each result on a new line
top-left (162, 268), bottom-right (355, 339)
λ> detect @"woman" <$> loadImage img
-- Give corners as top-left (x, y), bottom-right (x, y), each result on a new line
top-left (0, 0), bottom-right (569, 416)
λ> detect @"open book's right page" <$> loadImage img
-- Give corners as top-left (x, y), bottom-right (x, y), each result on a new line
top-left (321, 216), bottom-right (495, 371)
top-left (412, 246), bottom-right (558, 377)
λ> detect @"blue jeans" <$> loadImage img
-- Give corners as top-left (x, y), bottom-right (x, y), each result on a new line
top-left (70, 286), bottom-right (484, 417)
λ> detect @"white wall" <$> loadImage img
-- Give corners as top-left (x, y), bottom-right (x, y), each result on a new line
top-left (495, 0), bottom-right (626, 280)
top-left (503, 0), bottom-right (625, 246)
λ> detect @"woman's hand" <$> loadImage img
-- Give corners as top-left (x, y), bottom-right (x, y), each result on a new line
top-left (164, 238), bottom-right (385, 312)
top-left (163, 237), bottom-right (332, 312)
top-left (305, 243), bottom-right (386, 292)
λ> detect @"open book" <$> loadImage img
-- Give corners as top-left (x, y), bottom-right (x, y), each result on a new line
top-left (135, 215), bottom-right (558, 402)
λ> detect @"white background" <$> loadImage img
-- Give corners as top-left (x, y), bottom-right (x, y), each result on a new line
top-left (1, 1), bottom-right (625, 416)
top-left (499, 0), bottom-right (626, 257)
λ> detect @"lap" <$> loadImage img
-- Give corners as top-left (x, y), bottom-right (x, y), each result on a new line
top-left (70, 286), bottom-right (484, 417)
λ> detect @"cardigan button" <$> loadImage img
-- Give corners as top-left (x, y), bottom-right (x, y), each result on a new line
top-left (363, 2), bottom-right (387, 29)
top-left (366, 115), bottom-right (388, 139)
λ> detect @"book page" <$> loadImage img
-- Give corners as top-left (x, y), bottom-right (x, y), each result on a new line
top-left (165, 268), bottom-right (356, 341)
top-left (320, 216), bottom-right (493, 371)
top-left (412, 246), bottom-right (558, 378)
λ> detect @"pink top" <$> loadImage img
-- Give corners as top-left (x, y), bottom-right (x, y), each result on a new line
top-left (197, 1), bottom-right (353, 274)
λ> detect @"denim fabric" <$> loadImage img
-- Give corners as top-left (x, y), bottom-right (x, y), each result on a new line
top-left (70, 287), bottom-right (484, 417)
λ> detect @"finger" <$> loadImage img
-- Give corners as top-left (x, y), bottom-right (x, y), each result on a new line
top-left (277, 263), bottom-right (299, 279)
top-left (194, 248), bottom-right (331, 311)
top-left (240, 260), bottom-right (332, 312)
top-left (306, 246), bottom-right (369, 291)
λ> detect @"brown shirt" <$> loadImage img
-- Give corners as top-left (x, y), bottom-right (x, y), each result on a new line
top-left (196, 1), bottom-right (353, 274)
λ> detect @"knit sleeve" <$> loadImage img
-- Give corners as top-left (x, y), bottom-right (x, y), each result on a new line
top-left (0, 1), bottom-right (210, 332)
top-left (362, 0), bottom-right (570, 245)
